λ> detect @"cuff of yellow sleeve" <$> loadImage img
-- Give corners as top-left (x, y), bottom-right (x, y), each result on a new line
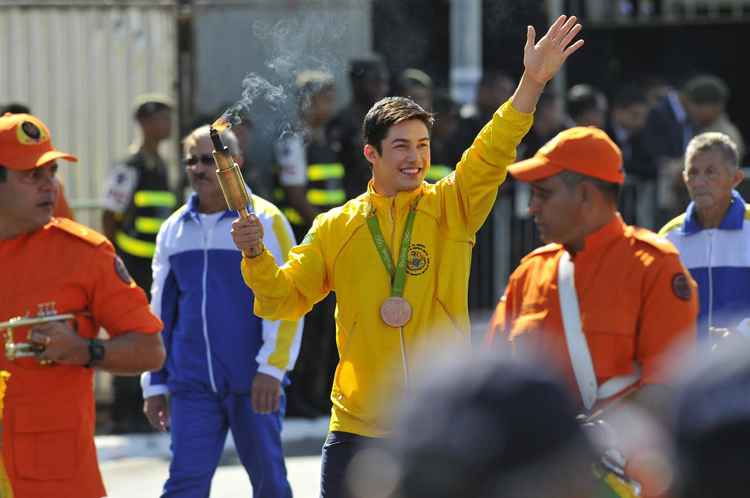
top-left (498, 99), bottom-right (534, 123)
top-left (241, 248), bottom-right (277, 289)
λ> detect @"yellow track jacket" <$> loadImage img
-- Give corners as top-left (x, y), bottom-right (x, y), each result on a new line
top-left (241, 100), bottom-right (533, 437)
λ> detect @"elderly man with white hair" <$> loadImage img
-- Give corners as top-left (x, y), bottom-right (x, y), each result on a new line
top-left (141, 125), bottom-right (302, 498)
top-left (660, 132), bottom-right (749, 343)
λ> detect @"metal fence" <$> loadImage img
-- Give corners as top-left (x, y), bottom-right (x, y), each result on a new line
top-left (0, 1), bottom-right (179, 230)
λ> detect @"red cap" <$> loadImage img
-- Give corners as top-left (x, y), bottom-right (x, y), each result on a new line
top-left (509, 127), bottom-right (624, 184)
top-left (0, 113), bottom-right (78, 170)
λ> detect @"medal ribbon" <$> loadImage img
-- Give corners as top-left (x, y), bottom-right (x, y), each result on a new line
top-left (366, 199), bottom-right (419, 298)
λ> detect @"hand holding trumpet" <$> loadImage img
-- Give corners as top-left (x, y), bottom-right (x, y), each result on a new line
top-left (28, 320), bottom-right (89, 365)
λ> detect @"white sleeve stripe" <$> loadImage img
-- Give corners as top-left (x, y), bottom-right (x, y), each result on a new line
top-left (256, 205), bottom-right (304, 374)
top-left (150, 214), bottom-right (179, 316)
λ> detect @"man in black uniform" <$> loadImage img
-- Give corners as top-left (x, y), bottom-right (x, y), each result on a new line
top-left (327, 56), bottom-right (389, 201)
top-left (274, 71), bottom-right (342, 416)
top-left (101, 94), bottom-right (175, 433)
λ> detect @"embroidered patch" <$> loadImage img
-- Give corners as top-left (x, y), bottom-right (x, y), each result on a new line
top-left (21, 121), bottom-right (42, 140)
top-left (115, 256), bottom-right (134, 285)
top-left (406, 243), bottom-right (430, 276)
top-left (672, 273), bottom-right (691, 301)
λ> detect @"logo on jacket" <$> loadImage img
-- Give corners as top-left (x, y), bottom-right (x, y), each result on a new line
top-left (672, 273), bottom-right (691, 301)
top-left (407, 243), bottom-right (430, 276)
top-left (115, 256), bottom-right (134, 285)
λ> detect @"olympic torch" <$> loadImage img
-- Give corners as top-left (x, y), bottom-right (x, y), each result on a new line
top-left (209, 118), bottom-right (262, 257)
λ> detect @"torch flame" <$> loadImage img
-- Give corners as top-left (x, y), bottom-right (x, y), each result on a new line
top-left (211, 116), bottom-right (231, 133)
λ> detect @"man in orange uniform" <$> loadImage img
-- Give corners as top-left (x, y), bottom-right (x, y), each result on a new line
top-left (0, 112), bottom-right (165, 498)
top-left (486, 127), bottom-right (698, 413)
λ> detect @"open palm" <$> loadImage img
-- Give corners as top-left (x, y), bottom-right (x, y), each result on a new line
top-left (524, 15), bottom-right (584, 85)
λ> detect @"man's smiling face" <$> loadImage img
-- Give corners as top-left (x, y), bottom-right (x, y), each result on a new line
top-left (366, 119), bottom-right (431, 196)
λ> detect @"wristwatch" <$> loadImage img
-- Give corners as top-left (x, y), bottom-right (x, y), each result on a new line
top-left (85, 339), bottom-right (106, 368)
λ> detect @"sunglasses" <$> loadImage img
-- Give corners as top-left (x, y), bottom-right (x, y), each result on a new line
top-left (183, 154), bottom-right (214, 167)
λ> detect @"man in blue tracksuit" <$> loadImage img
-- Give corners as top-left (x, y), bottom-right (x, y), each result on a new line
top-left (141, 125), bottom-right (302, 497)
top-left (659, 131), bottom-right (749, 341)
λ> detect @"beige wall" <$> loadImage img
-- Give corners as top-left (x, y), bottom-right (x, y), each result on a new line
top-left (0, 1), bottom-right (179, 230)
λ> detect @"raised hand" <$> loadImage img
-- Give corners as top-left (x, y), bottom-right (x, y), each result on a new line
top-left (524, 15), bottom-right (584, 85)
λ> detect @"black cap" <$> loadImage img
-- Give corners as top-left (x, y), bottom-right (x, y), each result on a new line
top-left (348, 55), bottom-right (388, 82)
top-left (134, 94), bottom-right (172, 120)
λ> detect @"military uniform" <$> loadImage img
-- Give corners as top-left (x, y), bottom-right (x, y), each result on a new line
top-left (273, 130), bottom-right (344, 415)
top-left (102, 149), bottom-right (175, 433)
top-left (102, 150), bottom-right (176, 295)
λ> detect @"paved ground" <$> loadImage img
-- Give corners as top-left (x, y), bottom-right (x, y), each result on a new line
top-left (101, 438), bottom-right (325, 498)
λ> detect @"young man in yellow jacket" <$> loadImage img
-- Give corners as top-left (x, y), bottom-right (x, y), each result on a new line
top-left (232, 15), bottom-right (584, 498)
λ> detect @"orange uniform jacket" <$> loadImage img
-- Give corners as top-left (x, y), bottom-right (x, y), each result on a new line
top-left (487, 216), bottom-right (698, 406)
top-left (0, 218), bottom-right (162, 498)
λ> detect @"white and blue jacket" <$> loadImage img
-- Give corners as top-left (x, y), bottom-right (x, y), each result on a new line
top-left (141, 193), bottom-right (303, 397)
top-left (660, 190), bottom-right (750, 340)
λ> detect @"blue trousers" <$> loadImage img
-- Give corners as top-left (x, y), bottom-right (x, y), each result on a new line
top-left (161, 390), bottom-right (292, 498)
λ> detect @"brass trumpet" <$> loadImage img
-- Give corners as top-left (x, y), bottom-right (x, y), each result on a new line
top-left (2, 314), bottom-right (75, 361)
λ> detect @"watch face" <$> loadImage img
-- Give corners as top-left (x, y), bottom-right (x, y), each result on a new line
top-left (88, 339), bottom-right (106, 367)
top-left (93, 341), bottom-right (105, 360)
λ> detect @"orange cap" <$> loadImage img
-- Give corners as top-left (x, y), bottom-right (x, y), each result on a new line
top-left (509, 127), bottom-right (624, 184)
top-left (0, 113), bottom-right (78, 170)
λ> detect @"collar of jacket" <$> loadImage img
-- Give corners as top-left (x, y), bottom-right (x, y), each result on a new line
top-left (682, 190), bottom-right (746, 235)
top-left (570, 214), bottom-right (626, 262)
top-left (365, 180), bottom-right (425, 214)
top-left (180, 192), bottom-right (237, 222)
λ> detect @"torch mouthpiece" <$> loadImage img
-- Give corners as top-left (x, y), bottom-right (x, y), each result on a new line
top-left (209, 127), bottom-right (228, 152)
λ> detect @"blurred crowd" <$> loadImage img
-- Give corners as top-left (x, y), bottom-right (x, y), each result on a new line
top-left (5, 8), bottom-right (750, 495)
top-left (3, 57), bottom-right (746, 430)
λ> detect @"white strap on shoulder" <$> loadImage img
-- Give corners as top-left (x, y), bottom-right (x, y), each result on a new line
top-left (557, 251), bottom-right (598, 410)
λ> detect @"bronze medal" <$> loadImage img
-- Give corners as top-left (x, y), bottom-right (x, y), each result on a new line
top-left (380, 296), bottom-right (412, 328)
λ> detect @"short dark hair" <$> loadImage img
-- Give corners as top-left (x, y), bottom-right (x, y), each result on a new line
top-left (537, 91), bottom-right (560, 111)
top-left (363, 96), bottom-right (434, 154)
top-left (134, 100), bottom-right (171, 121)
top-left (612, 84), bottom-right (647, 110)
top-left (479, 69), bottom-right (513, 89)
top-left (558, 170), bottom-right (621, 204)
top-left (682, 74), bottom-right (729, 105)
top-left (1, 102), bottom-right (31, 114)
top-left (348, 55), bottom-right (388, 83)
top-left (431, 90), bottom-right (457, 116)
top-left (567, 84), bottom-right (607, 120)
top-left (0, 165), bottom-right (6, 182)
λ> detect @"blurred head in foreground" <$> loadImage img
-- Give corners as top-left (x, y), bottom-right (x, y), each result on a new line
top-left (671, 342), bottom-right (750, 498)
top-left (348, 351), bottom-right (596, 498)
